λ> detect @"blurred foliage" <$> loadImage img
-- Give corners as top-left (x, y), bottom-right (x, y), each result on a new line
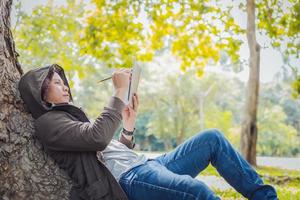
top-left (258, 76), bottom-right (300, 156)
top-left (81, 0), bottom-right (244, 73)
top-left (12, 0), bottom-right (96, 88)
top-left (256, 0), bottom-right (300, 57)
top-left (146, 70), bottom-right (200, 148)
top-left (257, 105), bottom-right (299, 156)
top-left (255, 0), bottom-right (300, 97)
top-left (82, 0), bottom-right (300, 92)
top-left (291, 68), bottom-right (300, 98)
top-left (12, 0), bottom-right (300, 156)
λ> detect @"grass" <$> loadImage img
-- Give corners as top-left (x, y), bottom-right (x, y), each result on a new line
top-left (199, 165), bottom-right (300, 199)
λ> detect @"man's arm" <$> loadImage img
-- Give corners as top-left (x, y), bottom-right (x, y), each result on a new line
top-left (118, 92), bottom-right (139, 149)
top-left (35, 96), bottom-right (125, 151)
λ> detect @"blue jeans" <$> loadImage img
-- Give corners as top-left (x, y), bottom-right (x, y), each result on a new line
top-left (119, 129), bottom-right (278, 200)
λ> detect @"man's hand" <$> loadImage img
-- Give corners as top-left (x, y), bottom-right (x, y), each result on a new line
top-left (122, 93), bottom-right (139, 132)
top-left (112, 68), bottom-right (131, 103)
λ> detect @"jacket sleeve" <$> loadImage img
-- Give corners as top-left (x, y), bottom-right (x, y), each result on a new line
top-left (35, 96), bottom-right (125, 152)
top-left (118, 132), bottom-right (135, 149)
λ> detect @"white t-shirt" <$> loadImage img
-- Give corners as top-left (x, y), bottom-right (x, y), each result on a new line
top-left (97, 139), bottom-right (147, 181)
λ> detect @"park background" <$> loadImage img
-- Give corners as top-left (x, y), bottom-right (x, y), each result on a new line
top-left (3, 0), bottom-right (300, 199)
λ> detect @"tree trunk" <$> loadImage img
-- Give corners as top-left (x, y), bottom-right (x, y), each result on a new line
top-left (240, 0), bottom-right (261, 166)
top-left (0, 1), bottom-right (71, 199)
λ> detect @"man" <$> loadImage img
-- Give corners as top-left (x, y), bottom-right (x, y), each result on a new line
top-left (19, 64), bottom-right (278, 200)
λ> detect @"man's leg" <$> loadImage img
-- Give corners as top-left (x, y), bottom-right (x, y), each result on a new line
top-left (119, 160), bottom-right (220, 200)
top-left (154, 129), bottom-right (278, 200)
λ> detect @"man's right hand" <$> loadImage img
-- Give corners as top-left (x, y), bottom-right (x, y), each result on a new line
top-left (112, 68), bottom-right (131, 102)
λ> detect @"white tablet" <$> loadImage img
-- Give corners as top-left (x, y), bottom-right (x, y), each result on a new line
top-left (126, 65), bottom-right (141, 107)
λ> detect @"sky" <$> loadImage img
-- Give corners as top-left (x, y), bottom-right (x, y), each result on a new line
top-left (10, 0), bottom-right (297, 83)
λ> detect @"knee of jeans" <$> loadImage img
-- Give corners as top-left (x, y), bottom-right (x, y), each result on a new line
top-left (198, 129), bottom-right (225, 143)
top-left (198, 128), bottom-right (225, 145)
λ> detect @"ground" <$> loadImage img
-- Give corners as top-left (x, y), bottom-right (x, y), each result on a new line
top-left (200, 165), bottom-right (300, 200)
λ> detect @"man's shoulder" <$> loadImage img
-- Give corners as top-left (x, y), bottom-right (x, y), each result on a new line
top-left (34, 110), bottom-right (78, 141)
top-left (35, 110), bottom-right (73, 126)
top-left (38, 110), bottom-right (68, 119)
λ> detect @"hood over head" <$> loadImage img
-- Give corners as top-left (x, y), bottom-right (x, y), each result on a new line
top-left (18, 64), bottom-right (73, 119)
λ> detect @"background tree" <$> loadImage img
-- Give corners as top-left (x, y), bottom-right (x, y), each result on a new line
top-left (239, 0), bottom-right (261, 165)
top-left (241, 0), bottom-right (300, 165)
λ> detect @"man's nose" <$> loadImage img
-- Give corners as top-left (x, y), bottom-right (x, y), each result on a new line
top-left (63, 85), bottom-right (69, 92)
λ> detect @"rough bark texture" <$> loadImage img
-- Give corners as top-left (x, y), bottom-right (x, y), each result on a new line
top-left (0, 1), bottom-right (72, 199)
top-left (240, 0), bottom-right (261, 166)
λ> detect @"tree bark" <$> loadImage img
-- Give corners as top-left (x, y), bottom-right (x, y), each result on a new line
top-left (240, 0), bottom-right (261, 166)
top-left (0, 1), bottom-right (71, 199)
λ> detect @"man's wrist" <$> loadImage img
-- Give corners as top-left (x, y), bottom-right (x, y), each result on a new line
top-left (123, 125), bottom-right (135, 132)
top-left (122, 127), bottom-right (135, 136)
top-left (120, 131), bottom-right (134, 143)
top-left (113, 88), bottom-right (127, 102)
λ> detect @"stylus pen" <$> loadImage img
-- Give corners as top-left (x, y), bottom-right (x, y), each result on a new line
top-left (97, 76), bottom-right (112, 83)
top-left (97, 69), bottom-right (133, 84)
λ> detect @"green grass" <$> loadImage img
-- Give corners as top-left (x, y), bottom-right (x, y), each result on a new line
top-left (256, 166), bottom-right (300, 178)
top-left (213, 187), bottom-right (300, 200)
top-left (199, 165), bottom-right (300, 199)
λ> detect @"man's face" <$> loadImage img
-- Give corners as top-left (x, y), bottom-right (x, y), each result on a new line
top-left (44, 72), bottom-right (70, 104)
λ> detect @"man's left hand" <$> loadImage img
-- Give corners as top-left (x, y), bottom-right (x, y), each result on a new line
top-left (122, 93), bottom-right (139, 131)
